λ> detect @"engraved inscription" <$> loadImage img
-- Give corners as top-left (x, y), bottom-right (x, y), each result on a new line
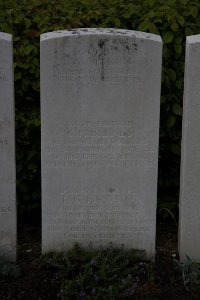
top-left (45, 184), bottom-right (152, 240)
top-left (0, 69), bottom-right (6, 82)
top-left (53, 37), bottom-right (142, 84)
top-left (0, 138), bottom-right (8, 145)
top-left (0, 114), bottom-right (10, 127)
top-left (0, 115), bottom-right (10, 149)
top-left (44, 121), bottom-right (156, 169)
top-left (0, 206), bottom-right (12, 213)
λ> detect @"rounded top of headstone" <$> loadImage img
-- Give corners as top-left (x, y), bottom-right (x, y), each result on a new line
top-left (41, 28), bottom-right (161, 42)
top-left (187, 34), bottom-right (200, 44)
top-left (0, 32), bottom-right (12, 41)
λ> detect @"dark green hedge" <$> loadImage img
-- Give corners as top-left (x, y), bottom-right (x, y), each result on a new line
top-left (1, 0), bottom-right (200, 222)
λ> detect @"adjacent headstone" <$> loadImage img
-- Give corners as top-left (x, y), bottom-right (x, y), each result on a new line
top-left (179, 35), bottom-right (200, 261)
top-left (41, 28), bottom-right (162, 258)
top-left (0, 33), bottom-right (16, 261)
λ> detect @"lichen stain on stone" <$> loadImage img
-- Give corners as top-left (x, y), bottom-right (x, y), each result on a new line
top-left (134, 43), bottom-right (138, 51)
top-left (101, 59), bottom-right (105, 81)
top-left (98, 39), bottom-right (105, 81)
top-left (98, 39), bottom-right (105, 49)
top-left (109, 187), bottom-right (115, 193)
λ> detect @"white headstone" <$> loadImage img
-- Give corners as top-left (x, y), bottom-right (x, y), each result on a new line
top-left (41, 28), bottom-right (162, 259)
top-left (0, 32), bottom-right (16, 261)
top-left (179, 34), bottom-right (200, 261)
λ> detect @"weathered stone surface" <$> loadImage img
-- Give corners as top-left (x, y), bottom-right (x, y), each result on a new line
top-left (179, 34), bottom-right (200, 261)
top-left (41, 28), bottom-right (162, 258)
top-left (0, 32), bottom-right (16, 261)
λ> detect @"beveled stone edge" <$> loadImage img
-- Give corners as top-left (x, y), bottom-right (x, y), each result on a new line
top-left (0, 32), bottom-right (12, 42)
top-left (40, 28), bottom-right (162, 43)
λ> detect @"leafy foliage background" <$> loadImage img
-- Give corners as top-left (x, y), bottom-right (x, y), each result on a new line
top-left (0, 0), bottom-right (200, 222)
